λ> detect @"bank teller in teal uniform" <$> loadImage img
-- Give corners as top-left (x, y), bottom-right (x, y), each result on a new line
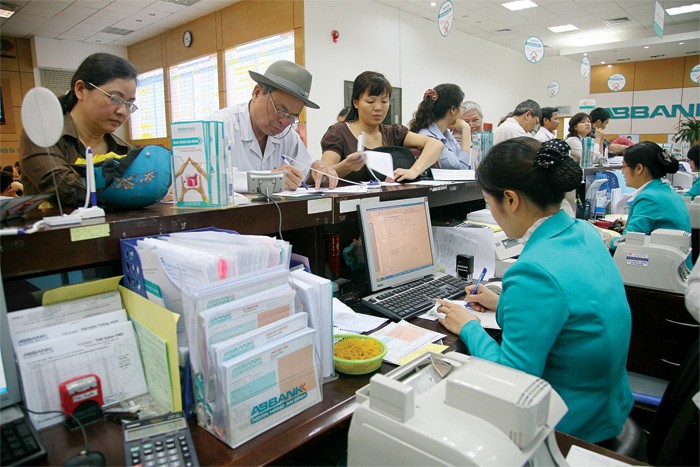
top-left (608, 141), bottom-right (692, 267)
top-left (437, 138), bottom-right (633, 444)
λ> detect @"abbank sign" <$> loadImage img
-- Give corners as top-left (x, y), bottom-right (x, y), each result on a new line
top-left (592, 88), bottom-right (700, 135)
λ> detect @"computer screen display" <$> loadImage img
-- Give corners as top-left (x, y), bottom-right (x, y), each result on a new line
top-left (1, 283), bottom-right (22, 409)
top-left (357, 197), bottom-right (437, 292)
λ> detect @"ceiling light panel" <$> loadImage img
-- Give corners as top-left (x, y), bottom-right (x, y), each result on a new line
top-left (666, 3), bottom-right (700, 16)
top-left (548, 24), bottom-right (579, 33)
top-left (501, 0), bottom-right (538, 12)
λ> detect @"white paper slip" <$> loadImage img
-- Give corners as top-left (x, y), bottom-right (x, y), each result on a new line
top-left (332, 298), bottom-right (388, 333)
top-left (565, 444), bottom-right (632, 466)
top-left (431, 168), bottom-right (476, 181)
top-left (364, 150), bottom-right (394, 178)
top-left (15, 321), bottom-right (148, 429)
top-left (421, 299), bottom-right (500, 330)
top-left (370, 320), bottom-right (446, 365)
top-left (12, 309), bottom-right (128, 348)
top-left (7, 291), bottom-right (123, 335)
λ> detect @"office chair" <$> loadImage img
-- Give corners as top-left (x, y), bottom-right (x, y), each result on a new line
top-left (600, 337), bottom-right (699, 464)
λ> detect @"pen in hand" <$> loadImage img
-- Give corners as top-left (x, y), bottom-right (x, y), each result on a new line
top-left (466, 267), bottom-right (487, 309)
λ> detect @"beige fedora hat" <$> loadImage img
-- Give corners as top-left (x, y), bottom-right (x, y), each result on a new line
top-left (249, 60), bottom-right (319, 109)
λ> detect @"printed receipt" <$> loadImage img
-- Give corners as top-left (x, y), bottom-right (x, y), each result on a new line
top-left (370, 321), bottom-right (446, 365)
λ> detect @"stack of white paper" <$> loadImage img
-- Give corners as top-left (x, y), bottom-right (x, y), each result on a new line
top-left (290, 269), bottom-right (334, 380)
top-left (132, 231), bottom-right (291, 345)
top-left (8, 293), bottom-right (148, 429)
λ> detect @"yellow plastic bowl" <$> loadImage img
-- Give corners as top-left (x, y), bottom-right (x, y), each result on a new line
top-left (333, 334), bottom-right (387, 375)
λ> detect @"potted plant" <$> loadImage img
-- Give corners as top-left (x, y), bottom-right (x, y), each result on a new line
top-left (673, 116), bottom-right (700, 146)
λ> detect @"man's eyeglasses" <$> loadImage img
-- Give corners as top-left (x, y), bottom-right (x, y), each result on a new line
top-left (87, 82), bottom-right (138, 114)
top-left (269, 93), bottom-right (300, 124)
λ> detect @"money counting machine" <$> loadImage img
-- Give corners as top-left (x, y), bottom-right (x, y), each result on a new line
top-left (613, 229), bottom-right (691, 294)
top-left (348, 352), bottom-right (569, 466)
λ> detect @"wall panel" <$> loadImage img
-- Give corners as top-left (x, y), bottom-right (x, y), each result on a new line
top-left (634, 57), bottom-right (685, 91)
top-left (220, 1), bottom-right (294, 49)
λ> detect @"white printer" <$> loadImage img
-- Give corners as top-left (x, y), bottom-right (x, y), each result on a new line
top-left (613, 229), bottom-right (691, 294)
top-left (348, 352), bottom-right (569, 466)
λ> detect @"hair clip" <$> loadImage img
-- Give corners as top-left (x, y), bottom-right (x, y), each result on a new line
top-left (534, 139), bottom-right (570, 169)
top-left (423, 89), bottom-right (438, 102)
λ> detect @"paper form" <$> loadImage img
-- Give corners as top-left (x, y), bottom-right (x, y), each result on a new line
top-left (332, 298), bottom-right (388, 333)
top-left (219, 328), bottom-right (321, 448)
top-left (370, 321), bottom-right (446, 365)
top-left (431, 168), bottom-right (476, 181)
top-left (432, 225), bottom-right (495, 281)
top-left (132, 320), bottom-right (173, 412)
top-left (12, 309), bottom-right (127, 348)
top-left (565, 445), bottom-right (632, 466)
top-left (122, 286), bottom-right (181, 412)
top-left (206, 313), bottom-right (308, 431)
top-left (15, 321), bottom-right (148, 429)
top-left (420, 300), bottom-right (500, 330)
top-left (364, 150), bottom-right (394, 178)
top-left (7, 290), bottom-right (123, 335)
top-left (396, 343), bottom-right (450, 366)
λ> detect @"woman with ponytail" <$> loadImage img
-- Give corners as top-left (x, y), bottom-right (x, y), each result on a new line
top-left (20, 53), bottom-right (138, 207)
top-left (408, 84), bottom-right (472, 170)
top-left (608, 141), bottom-right (691, 266)
top-left (436, 138), bottom-right (633, 444)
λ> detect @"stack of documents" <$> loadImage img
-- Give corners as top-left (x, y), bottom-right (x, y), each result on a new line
top-left (289, 269), bottom-right (334, 380)
top-left (8, 291), bottom-right (148, 429)
top-left (181, 265), bottom-right (324, 448)
top-left (128, 230), bottom-right (291, 345)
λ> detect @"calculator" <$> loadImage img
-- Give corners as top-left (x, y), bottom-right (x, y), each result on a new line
top-left (122, 412), bottom-right (199, 467)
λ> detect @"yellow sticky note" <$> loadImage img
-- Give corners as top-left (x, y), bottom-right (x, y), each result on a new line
top-left (70, 223), bottom-right (110, 242)
top-left (397, 343), bottom-right (449, 366)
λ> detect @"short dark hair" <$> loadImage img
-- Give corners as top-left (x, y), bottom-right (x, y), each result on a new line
top-left (0, 171), bottom-right (13, 192)
top-left (512, 99), bottom-right (541, 119)
top-left (2, 166), bottom-right (12, 173)
top-left (624, 141), bottom-right (679, 178)
top-left (59, 53), bottom-right (138, 114)
top-left (687, 145), bottom-right (699, 166)
top-left (540, 107), bottom-right (558, 124)
top-left (409, 83), bottom-right (464, 132)
top-left (338, 107), bottom-right (350, 119)
top-left (589, 107), bottom-right (611, 125)
top-left (345, 71), bottom-right (392, 122)
top-left (477, 137), bottom-right (582, 210)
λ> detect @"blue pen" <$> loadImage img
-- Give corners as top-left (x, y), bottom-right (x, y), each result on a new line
top-left (466, 267), bottom-right (487, 308)
top-left (86, 146), bottom-right (97, 207)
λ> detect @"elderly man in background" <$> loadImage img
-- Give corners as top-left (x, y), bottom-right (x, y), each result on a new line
top-left (493, 99), bottom-right (541, 144)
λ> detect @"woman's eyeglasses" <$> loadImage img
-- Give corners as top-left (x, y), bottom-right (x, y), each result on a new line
top-left (269, 93), bottom-right (300, 124)
top-left (87, 82), bottom-right (138, 114)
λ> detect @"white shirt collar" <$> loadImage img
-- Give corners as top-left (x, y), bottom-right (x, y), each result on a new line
top-left (520, 214), bottom-right (555, 245)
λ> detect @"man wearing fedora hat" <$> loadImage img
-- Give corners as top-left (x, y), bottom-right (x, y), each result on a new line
top-left (210, 60), bottom-right (337, 191)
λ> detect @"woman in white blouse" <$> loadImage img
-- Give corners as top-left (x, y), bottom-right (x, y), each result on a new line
top-left (565, 112), bottom-right (604, 165)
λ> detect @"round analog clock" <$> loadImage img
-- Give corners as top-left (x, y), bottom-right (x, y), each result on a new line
top-left (182, 30), bottom-right (193, 48)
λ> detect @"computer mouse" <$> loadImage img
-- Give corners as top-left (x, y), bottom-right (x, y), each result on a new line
top-left (63, 451), bottom-right (106, 467)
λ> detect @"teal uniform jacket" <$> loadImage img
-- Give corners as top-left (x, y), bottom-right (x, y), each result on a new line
top-left (460, 210), bottom-right (633, 443)
top-left (610, 178), bottom-right (692, 267)
top-left (684, 176), bottom-right (700, 200)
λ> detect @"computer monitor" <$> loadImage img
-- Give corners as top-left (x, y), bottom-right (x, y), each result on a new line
top-left (357, 196), bottom-right (438, 292)
top-left (1, 281), bottom-right (22, 410)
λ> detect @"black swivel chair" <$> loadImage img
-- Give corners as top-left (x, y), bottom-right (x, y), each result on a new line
top-left (599, 338), bottom-right (699, 464)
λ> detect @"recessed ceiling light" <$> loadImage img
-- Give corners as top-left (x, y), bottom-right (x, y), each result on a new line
top-left (666, 3), bottom-right (700, 16)
top-left (501, 0), bottom-right (538, 12)
top-left (548, 24), bottom-right (579, 33)
top-left (0, 7), bottom-right (14, 18)
top-left (583, 53), bottom-right (588, 56)
top-left (601, 61), bottom-right (606, 64)
top-left (430, 1), bottom-right (437, 6)
top-left (644, 46), bottom-right (650, 49)
top-left (679, 42), bottom-right (685, 45)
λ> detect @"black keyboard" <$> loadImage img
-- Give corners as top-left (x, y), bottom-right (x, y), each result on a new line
top-left (361, 274), bottom-right (467, 321)
top-left (1, 415), bottom-right (47, 466)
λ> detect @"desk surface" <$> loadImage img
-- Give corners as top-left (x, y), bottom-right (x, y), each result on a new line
top-left (1, 182), bottom-right (483, 279)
